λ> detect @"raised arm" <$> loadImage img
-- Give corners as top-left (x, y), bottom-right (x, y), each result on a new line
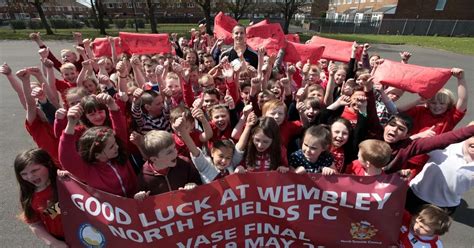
top-left (235, 111), bottom-right (256, 151)
top-left (28, 222), bottom-right (67, 248)
top-left (1, 63), bottom-right (26, 109)
top-left (174, 113), bottom-right (200, 157)
top-left (130, 55), bottom-right (146, 88)
top-left (452, 68), bottom-right (468, 112)
top-left (27, 66), bottom-right (60, 109)
top-left (16, 69), bottom-right (37, 124)
top-left (192, 106), bottom-right (213, 142)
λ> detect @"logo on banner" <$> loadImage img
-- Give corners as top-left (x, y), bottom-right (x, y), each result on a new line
top-left (350, 221), bottom-right (378, 240)
top-left (78, 223), bottom-right (106, 247)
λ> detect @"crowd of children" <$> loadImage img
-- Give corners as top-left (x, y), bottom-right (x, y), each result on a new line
top-left (2, 23), bottom-right (473, 247)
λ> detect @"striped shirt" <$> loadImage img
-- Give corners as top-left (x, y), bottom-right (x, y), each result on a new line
top-left (131, 102), bottom-right (171, 133)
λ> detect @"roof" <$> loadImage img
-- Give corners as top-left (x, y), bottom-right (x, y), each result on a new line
top-left (357, 7), bottom-right (373, 14)
top-left (342, 8), bottom-right (357, 15)
top-left (373, 5), bottom-right (397, 14)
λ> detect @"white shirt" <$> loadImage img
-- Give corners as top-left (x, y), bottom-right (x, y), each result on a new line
top-left (410, 142), bottom-right (474, 207)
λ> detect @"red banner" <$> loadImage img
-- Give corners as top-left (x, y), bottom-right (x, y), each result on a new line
top-left (373, 59), bottom-right (452, 99)
top-left (58, 172), bottom-right (407, 247)
top-left (309, 36), bottom-right (363, 63)
top-left (246, 22), bottom-right (286, 56)
top-left (119, 32), bottom-right (172, 55)
top-left (284, 41), bottom-right (325, 64)
top-left (285, 33), bottom-right (300, 43)
top-left (214, 12), bottom-right (238, 45)
top-left (92, 37), bottom-right (123, 57)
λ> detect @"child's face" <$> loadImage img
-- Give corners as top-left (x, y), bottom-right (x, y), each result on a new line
top-left (265, 105), bottom-right (286, 126)
top-left (61, 68), bottom-right (78, 82)
top-left (20, 163), bottom-right (50, 190)
top-left (384, 119), bottom-right (409, 144)
top-left (318, 59), bottom-right (328, 69)
top-left (203, 93), bottom-right (219, 109)
top-left (166, 79), bottom-right (182, 97)
top-left (200, 78), bottom-right (215, 90)
top-left (98, 136), bottom-right (119, 160)
top-left (465, 136), bottom-right (474, 158)
top-left (253, 130), bottom-right (272, 153)
top-left (331, 121), bottom-right (349, 148)
top-left (67, 94), bottom-right (82, 107)
top-left (104, 59), bottom-right (114, 73)
top-left (211, 147), bottom-right (234, 170)
top-left (412, 217), bottom-right (435, 237)
top-left (61, 51), bottom-right (77, 63)
top-left (212, 109), bottom-right (230, 131)
top-left (304, 102), bottom-right (320, 123)
top-left (308, 88), bottom-right (324, 103)
top-left (186, 53), bottom-right (197, 65)
top-left (145, 65), bottom-right (157, 81)
top-left (269, 84), bottom-right (282, 98)
top-left (350, 91), bottom-right (366, 112)
top-left (428, 99), bottom-right (449, 116)
top-left (334, 69), bottom-right (346, 85)
top-left (308, 69), bottom-right (320, 83)
top-left (320, 71), bottom-right (327, 82)
top-left (85, 109), bottom-right (107, 126)
top-left (240, 86), bottom-right (251, 104)
top-left (189, 70), bottom-right (199, 83)
top-left (203, 57), bottom-right (215, 69)
top-left (302, 134), bottom-right (324, 163)
top-left (150, 144), bottom-right (178, 170)
top-left (146, 95), bottom-right (164, 117)
top-left (83, 80), bottom-right (98, 94)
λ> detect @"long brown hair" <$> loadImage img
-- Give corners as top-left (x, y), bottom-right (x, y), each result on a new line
top-left (77, 126), bottom-right (127, 164)
top-left (14, 149), bottom-right (58, 221)
top-left (80, 95), bottom-right (112, 128)
top-left (245, 117), bottom-right (281, 170)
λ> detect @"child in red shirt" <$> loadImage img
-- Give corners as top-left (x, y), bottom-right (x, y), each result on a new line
top-left (345, 139), bottom-right (392, 176)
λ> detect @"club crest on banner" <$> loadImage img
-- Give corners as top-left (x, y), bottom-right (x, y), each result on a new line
top-left (350, 221), bottom-right (378, 240)
top-left (78, 223), bottom-right (106, 247)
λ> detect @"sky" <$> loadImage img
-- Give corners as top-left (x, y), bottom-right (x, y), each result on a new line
top-left (77, 0), bottom-right (91, 8)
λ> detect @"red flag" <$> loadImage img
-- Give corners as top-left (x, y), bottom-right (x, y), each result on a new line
top-left (214, 12), bottom-right (238, 45)
top-left (119, 32), bottom-right (172, 55)
top-left (285, 33), bottom-right (300, 43)
top-left (373, 59), bottom-right (452, 99)
top-left (246, 22), bottom-right (286, 55)
top-left (310, 36), bottom-right (362, 63)
top-left (92, 37), bottom-right (123, 57)
top-left (284, 41), bottom-right (325, 64)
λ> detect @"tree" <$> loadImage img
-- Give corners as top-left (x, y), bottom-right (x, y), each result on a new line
top-left (94, 0), bottom-right (107, 35)
top-left (145, 0), bottom-right (158, 33)
top-left (28, 0), bottom-right (54, 35)
top-left (89, 0), bottom-right (99, 29)
top-left (193, 0), bottom-right (212, 35)
top-left (225, 0), bottom-right (253, 21)
top-left (275, 0), bottom-right (309, 34)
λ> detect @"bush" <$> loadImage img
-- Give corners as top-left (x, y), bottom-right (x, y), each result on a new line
top-left (28, 19), bottom-right (44, 29)
top-left (86, 18), bottom-right (110, 29)
top-left (9, 20), bottom-right (27, 30)
top-left (114, 19), bottom-right (126, 29)
top-left (127, 18), bottom-right (145, 29)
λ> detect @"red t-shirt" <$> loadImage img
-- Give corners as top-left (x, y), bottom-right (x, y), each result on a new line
top-left (25, 118), bottom-right (60, 168)
top-left (25, 185), bottom-right (64, 238)
top-left (280, 120), bottom-right (303, 148)
top-left (55, 79), bottom-right (77, 108)
top-left (173, 130), bottom-right (204, 158)
top-left (345, 160), bottom-right (366, 176)
top-left (341, 107), bottom-right (358, 127)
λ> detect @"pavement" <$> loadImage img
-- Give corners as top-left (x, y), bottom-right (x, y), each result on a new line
top-left (0, 40), bottom-right (473, 247)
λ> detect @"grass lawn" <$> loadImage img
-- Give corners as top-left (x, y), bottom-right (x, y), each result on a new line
top-left (300, 33), bottom-right (474, 55)
top-left (1, 25), bottom-right (473, 55)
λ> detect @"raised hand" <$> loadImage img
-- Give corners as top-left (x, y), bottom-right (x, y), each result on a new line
top-left (132, 88), bottom-right (144, 103)
top-left (129, 131), bottom-right (144, 147)
top-left (96, 93), bottom-right (115, 108)
top-left (38, 48), bottom-right (49, 59)
top-left (15, 69), bottom-right (30, 81)
top-left (67, 104), bottom-right (83, 124)
top-left (0, 63), bottom-right (12, 75)
top-left (246, 111), bottom-right (257, 126)
top-left (55, 108), bottom-right (67, 120)
top-left (400, 51), bottom-right (412, 62)
top-left (451, 68), bottom-right (464, 79)
top-left (191, 107), bottom-right (206, 122)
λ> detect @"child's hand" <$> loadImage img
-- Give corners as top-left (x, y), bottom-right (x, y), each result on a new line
top-left (55, 108), bottom-right (67, 120)
top-left (295, 86), bottom-right (307, 102)
top-left (130, 55), bottom-right (141, 66)
top-left (155, 64), bottom-right (165, 76)
top-left (57, 169), bottom-right (72, 179)
top-left (221, 61), bottom-right (234, 78)
top-left (296, 101), bottom-right (306, 113)
top-left (398, 169), bottom-right (411, 181)
top-left (29, 32), bottom-right (41, 41)
top-left (96, 93), bottom-right (115, 108)
top-left (322, 167), bottom-right (337, 176)
top-left (287, 64), bottom-right (296, 75)
top-left (328, 61), bottom-right (337, 75)
top-left (295, 166), bottom-right (306, 174)
top-left (414, 126), bottom-right (436, 139)
top-left (400, 51), bottom-right (412, 62)
top-left (171, 61), bottom-right (183, 74)
top-left (15, 69), bottom-right (30, 81)
top-left (42, 58), bottom-right (54, 68)
top-left (250, 76), bottom-right (261, 87)
top-left (75, 45), bottom-right (85, 54)
top-left (161, 87), bottom-right (173, 98)
top-left (129, 131), bottom-right (144, 147)
top-left (38, 48), bottom-right (49, 59)
top-left (0, 63), bottom-right (12, 75)
top-left (246, 112), bottom-right (257, 126)
top-left (224, 91), bottom-right (235, 110)
top-left (132, 88), bottom-right (144, 103)
top-left (26, 67), bottom-right (42, 78)
top-left (276, 166), bottom-right (290, 173)
top-left (179, 183), bottom-right (198, 190)
top-left (172, 113), bottom-right (189, 134)
top-left (242, 104), bottom-right (253, 117)
top-left (83, 38), bottom-right (91, 46)
top-left (234, 165), bottom-right (246, 174)
top-left (451, 68), bottom-right (464, 79)
top-left (116, 61), bottom-right (128, 76)
top-left (302, 59), bottom-right (311, 75)
top-left (81, 59), bottom-right (92, 69)
top-left (97, 74), bottom-right (111, 85)
top-left (67, 104), bottom-right (83, 124)
top-left (134, 191), bottom-right (150, 201)
top-left (191, 107), bottom-right (205, 122)
top-left (73, 32), bottom-right (83, 41)
top-left (31, 85), bottom-right (46, 102)
top-left (279, 78), bottom-right (290, 88)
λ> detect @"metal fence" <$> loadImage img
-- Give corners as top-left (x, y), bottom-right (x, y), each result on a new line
top-left (305, 18), bottom-right (474, 37)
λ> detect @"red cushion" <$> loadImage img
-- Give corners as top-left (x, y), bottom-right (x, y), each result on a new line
top-left (118, 32), bottom-right (172, 55)
top-left (213, 12), bottom-right (238, 45)
top-left (92, 37), bottom-right (123, 57)
top-left (284, 41), bottom-right (325, 64)
top-left (309, 36), bottom-right (362, 62)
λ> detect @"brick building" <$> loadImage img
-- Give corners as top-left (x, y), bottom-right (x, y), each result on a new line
top-left (0, 0), bottom-right (89, 20)
top-left (100, 0), bottom-right (202, 19)
top-left (326, 0), bottom-right (474, 23)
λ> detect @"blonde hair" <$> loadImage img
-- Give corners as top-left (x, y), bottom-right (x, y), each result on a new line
top-left (358, 139), bottom-right (392, 168)
top-left (166, 72), bottom-right (179, 81)
top-left (142, 130), bottom-right (174, 158)
top-left (429, 88), bottom-right (455, 109)
top-left (261, 99), bottom-right (287, 116)
top-left (198, 74), bottom-right (214, 86)
top-left (60, 49), bottom-right (74, 57)
top-left (60, 62), bottom-right (76, 72)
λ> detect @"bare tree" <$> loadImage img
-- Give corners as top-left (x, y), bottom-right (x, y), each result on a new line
top-left (28, 0), bottom-right (54, 35)
top-left (275, 0), bottom-right (309, 34)
top-left (193, 0), bottom-right (212, 35)
top-left (145, 0), bottom-right (158, 33)
top-left (226, 0), bottom-right (253, 21)
top-left (94, 0), bottom-right (107, 35)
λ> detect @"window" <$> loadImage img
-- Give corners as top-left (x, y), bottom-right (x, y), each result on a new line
top-left (435, 0), bottom-right (447, 10)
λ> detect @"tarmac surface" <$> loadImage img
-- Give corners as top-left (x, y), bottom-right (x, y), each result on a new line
top-left (0, 40), bottom-right (473, 247)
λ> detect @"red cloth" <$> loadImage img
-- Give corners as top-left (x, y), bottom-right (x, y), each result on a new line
top-left (119, 32), bottom-right (172, 55)
top-left (25, 185), bottom-right (64, 238)
top-left (345, 160), bottom-right (366, 176)
top-left (373, 60), bottom-right (452, 99)
top-left (173, 131), bottom-right (203, 158)
top-left (246, 21), bottom-right (286, 56)
top-left (309, 36), bottom-right (362, 63)
top-left (92, 37), bottom-right (123, 57)
top-left (280, 120), bottom-right (303, 148)
top-left (341, 107), bottom-right (358, 127)
top-left (25, 118), bottom-right (60, 168)
top-left (55, 79), bottom-right (76, 108)
top-left (283, 41), bottom-right (325, 64)
top-left (213, 12), bottom-right (238, 45)
top-left (285, 33), bottom-right (300, 43)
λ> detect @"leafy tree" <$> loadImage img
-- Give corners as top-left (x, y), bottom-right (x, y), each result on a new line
top-left (226, 0), bottom-right (253, 21)
top-left (275, 0), bottom-right (309, 34)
